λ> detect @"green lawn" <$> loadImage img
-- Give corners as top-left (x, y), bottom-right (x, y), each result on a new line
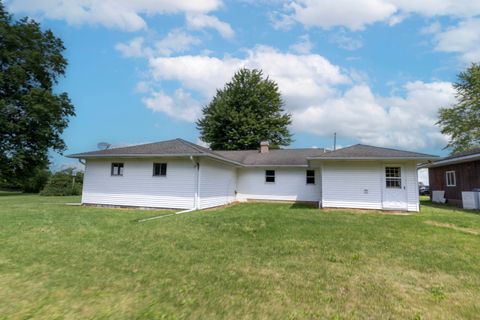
top-left (1, 194), bottom-right (480, 319)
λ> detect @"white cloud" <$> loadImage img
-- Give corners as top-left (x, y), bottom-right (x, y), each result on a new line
top-left (289, 35), bottom-right (313, 54)
top-left (155, 29), bottom-right (201, 56)
top-left (115, 37), bottom-right (148, 58)
top-left (115, 30), bottom-right (201, 58)
top-left (389, 0), bottom-right (480, 18)
top-left (186, 13), bottom-right (235, 39)
top-left (329, 31), bottom-right (363, 50)
top-left (293, 81), bottom-right (455, 149)
top-left (6, 0), bottom-right (222, 31)
top-left (148, 45), bottom-right (349, 102)
top-left (143, 89), bottom-right (201, 122)
top-left (278, 0), bottom-right (480, 31)
top-left (140, 45), bottom-right (455, 150)
top-left (420, 21), bottom-right (441, 34)
top-left (285, 0), bottom-right (397, 31)
top-left (433, 19), bottom-right (480, 63)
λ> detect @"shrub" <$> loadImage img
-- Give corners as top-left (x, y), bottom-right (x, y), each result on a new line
top-left (22, 169), bottom-right (51, 193)
top-left (40, 169), bottom-right (83, 196)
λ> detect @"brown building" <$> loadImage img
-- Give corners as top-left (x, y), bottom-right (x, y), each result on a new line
top-left (426, 148), bottom-right (480, 206)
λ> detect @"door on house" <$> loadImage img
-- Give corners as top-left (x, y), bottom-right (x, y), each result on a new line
top-left (382, 165), bottom-right (407, 210)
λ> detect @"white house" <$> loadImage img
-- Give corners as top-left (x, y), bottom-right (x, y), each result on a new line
top-left (69, 138), bottom-right (437, 212)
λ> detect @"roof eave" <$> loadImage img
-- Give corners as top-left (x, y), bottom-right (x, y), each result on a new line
top-left (422, 154), bottom-right (480, 168)
top-left (307, 156), bottom-right (438, 161)
top-left (67, 153), bottom-right (244, 167)
top-left (241, 164), bottom-right (309, 167)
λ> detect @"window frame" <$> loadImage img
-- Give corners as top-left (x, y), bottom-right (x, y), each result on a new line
top-left (385, 166), bottom-right (402, 189)
top-left (446, 170), bottom-right (456, 187)
top-left (153, 163), bottom-right (167, 177)
top-left (265, 170), bottom-right (275, 183)
top-left (111, 162), bottom-right (124, 176)
top-left (306, 169), bottom-right (315, 184)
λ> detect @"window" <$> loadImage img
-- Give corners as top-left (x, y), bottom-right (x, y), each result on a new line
top-left (111, 163), bottom-right (124, 176)
top-left (306, 170), bottom-right (315, 184)
top-left (265, 170), bottom-right (275, 183)
top-left (385, 166), bottom-right (401, 188)
top-left (446, 171), bottom-right (456, 187)
top-left (153, 163), bottom-right (167, 176)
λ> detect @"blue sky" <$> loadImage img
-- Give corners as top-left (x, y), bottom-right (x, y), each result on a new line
top-left (5, 0), bottom-right (480, 170)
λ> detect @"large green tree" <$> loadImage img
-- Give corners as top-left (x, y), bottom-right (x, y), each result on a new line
top-left (197, 68), bottom-right (292, 150)
top-left (438, 63), bottom-right (480, 153)
top-left (0, 2), bottom-right (74, 186)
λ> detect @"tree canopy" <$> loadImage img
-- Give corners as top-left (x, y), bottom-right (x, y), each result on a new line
top-left (438, 63), bottom-right (480, 154)
top-left (197, 68), bottom-right (292, 150)
top-left (0, 1), bottom-right (74, 186)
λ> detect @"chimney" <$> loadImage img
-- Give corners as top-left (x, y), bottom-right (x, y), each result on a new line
top-left (260, 141), bottom-right (269, 153)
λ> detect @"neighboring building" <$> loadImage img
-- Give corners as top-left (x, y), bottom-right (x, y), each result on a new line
top-left (68, 139), bottom-right (437, 212)
top-left (425, 148), bottom-right (480, 206)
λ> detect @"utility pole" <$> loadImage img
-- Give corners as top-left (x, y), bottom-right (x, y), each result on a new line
top-left (333, 132), bottom-right (337, 151)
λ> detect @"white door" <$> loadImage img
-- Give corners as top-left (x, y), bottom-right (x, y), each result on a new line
top-left (382, 165), bottom-right (407, 210)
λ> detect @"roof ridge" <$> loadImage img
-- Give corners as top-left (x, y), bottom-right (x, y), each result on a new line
top-left (343, 143), bottom-right (434, 156)
top-left (175, 138), bottom-right (212, 154)
top-left (215, 147), bottom-right (326, 152)
top-left (92, 139), bottom-right (178, 152)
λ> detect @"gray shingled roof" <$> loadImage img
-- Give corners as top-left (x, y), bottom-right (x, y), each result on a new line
top-left (215, 148), bottom-right (327, 166)
top-left (308, 144), bottom-right (437, 160)
top-left (433, 147), bottom-right (480, 162)
top-left (423, 147), bottom-right (480, 168)
top-left (68, 138), bottom-right (232, 160)
top-left (68, 138), bottom-right (327, 166)
top-left (68, 140), bottom-right (437, 165)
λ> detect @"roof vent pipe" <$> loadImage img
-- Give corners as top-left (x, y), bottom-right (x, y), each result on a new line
top-left (260, 141), bottom-right (269, 153)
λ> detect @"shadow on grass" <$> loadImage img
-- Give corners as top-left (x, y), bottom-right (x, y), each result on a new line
top-left (289, 202), bottom-right (318, 210)
top-left (0, 191), bottom-right (27, 197)
top-left (421, 199), bottom-right (479, 215)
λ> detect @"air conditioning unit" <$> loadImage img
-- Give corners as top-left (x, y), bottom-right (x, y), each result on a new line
top-left (462, 189), bottom-right (480, 210)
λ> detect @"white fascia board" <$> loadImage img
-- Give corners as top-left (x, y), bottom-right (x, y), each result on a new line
top-left (67, 153), bottom-right (244, 167)
top-left (424, 154), bottom-right (480, 168)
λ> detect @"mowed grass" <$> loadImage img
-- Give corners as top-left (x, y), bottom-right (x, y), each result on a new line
top-left (1, 195), bottom-right (480, 319)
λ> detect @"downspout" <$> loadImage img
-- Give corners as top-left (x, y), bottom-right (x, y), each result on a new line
top-left (137, 156), bottom-right (200, 223)
top-left (190, 156), bottom-right (200, 210)
top-left (78, 158), bottom-right (86, 205)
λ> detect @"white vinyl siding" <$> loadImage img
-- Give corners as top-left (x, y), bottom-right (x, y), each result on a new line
top-left (320, 161), bottom-right (420, 212)
top-left (406, 162), bottom-right (420, 212)
top-left (82, 158), bottom-right (196, 209)
top-left (321, 162), bottom-right (383, 210)
top-left (198, 159), bottom-right (237, 209)
top-left (236, 167), bottom-right (321, 202)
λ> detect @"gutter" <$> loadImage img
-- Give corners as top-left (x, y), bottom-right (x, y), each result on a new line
top-left (138, 157), bottom-right (200, 223)
top-left (66, 153), bottom-right (244, 167)
top-left (306, 156), bottom-right (438, 161)
top-left (423, 154), bottom-right (480, 168)
top-left (190, 156), bottom-right (200, 210)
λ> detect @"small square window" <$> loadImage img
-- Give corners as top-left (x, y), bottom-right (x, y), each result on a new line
top-left (153, 163), bottom-right (167, 176)
top-left (446, 171), bottom-right (456, 187)
top-left (111, 163), bottom-right (124, 176)
top-left (265, 170), bottom-right (275, 183)
top-left (306, 170), bottom-right (315, 184)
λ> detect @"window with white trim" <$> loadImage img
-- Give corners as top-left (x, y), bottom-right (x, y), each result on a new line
top-left (265, 170), bottom-right (275, 183)
top-left (306, 170), bottom-right (315, 184)
top-left (446, 171), bottom-right (456, 187)
top-left (111, 163), bottom-right (124, 176)
top-left (385, 166), bottom-right (401, 188)
top-left (153, 163), bottom-right (167, 176)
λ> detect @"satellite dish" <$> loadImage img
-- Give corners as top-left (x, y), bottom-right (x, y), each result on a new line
top-left (97, 142), bottom-right (111, 150)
